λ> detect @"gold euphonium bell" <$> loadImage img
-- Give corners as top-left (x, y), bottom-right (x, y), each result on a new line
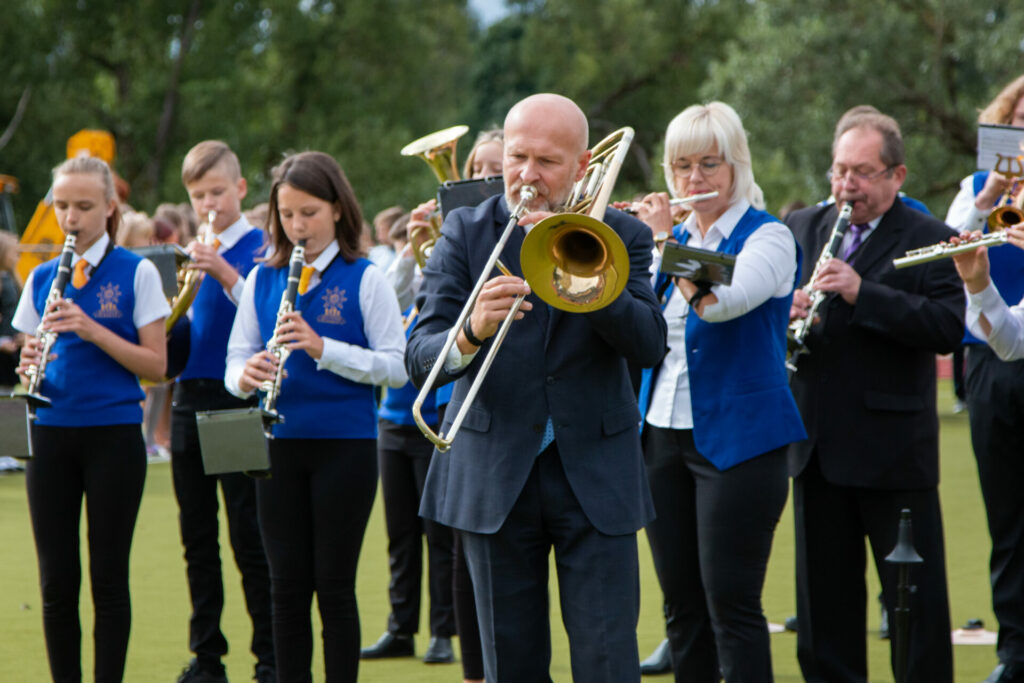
top-left (400, 125), bottom-right (469, 268)
top-left (520, 127), bottom-right (634, 312)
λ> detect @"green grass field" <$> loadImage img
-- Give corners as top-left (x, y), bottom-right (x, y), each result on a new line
top-left (0, 380), bottom-right (1001, 682)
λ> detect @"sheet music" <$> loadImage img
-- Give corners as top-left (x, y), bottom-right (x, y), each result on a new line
top-left (977, 124), bottom-right (1024, 171)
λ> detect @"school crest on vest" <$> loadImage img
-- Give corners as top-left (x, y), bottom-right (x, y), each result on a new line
top-left (94, 282), bottom-right (123, 319)
top-left (317, 287), bottom-right (347, 325)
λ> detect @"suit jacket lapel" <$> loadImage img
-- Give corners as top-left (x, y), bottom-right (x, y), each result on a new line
top-left (850, 203), bottom-right (903, 276)
top-left (492, 198), bottom-right (550, 339)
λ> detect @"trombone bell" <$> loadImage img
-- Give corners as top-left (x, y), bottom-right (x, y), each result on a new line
top-left (521, 213), bottom-right (628, 312)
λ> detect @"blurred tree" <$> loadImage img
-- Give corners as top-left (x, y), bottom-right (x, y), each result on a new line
top-left (704, 0), bottom-right (1024, 216)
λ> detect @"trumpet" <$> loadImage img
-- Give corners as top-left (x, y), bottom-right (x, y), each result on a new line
top-left (786, 202), bottom-right (853, 374)
top-left (19, 230), bottom-right (79, 412)
top-left (166, 210), bottom-right (215, 331)
top-left (260, 238), bottom-right (307, 439)
top-left (621, 191), bottom-right (719, 215)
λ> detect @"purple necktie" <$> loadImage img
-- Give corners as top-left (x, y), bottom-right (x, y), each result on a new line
top-left (841, 223), bottom-right (870, 262)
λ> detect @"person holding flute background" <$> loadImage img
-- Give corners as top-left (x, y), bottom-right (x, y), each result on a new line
top-left (12, 155), bottom-right (169, 682)
top-left (224, 151), bottom-right (406, 682)
top-left (945, 74), bottom-right (1024, 683)
top-left (628, 101), bottom-right (805, 683)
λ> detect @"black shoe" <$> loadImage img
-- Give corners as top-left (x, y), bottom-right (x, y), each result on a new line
top-left (253, 663), bottom-right (276, 683)
top-left (984, 663), bottom-right (1024, 683)
top-left (176, 659), bottom-right (228, 683)
top-left (360, 632), bottom-right (415, 659)
top-left (423, 636), bottom-right (455, 664)
top-left (640, 638), bottom-right (671, 675)
top-left (784, 615), bottom-right (798, 632)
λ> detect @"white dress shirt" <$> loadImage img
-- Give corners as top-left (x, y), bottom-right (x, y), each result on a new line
top-left (645, 200), bottom-right (797, 429)
top-left (965, 282), bottom-right (1024, 360)
top-left (224, 240), bottom-right (408, 398)
top-left (13, 232), bottom-right (170, 334)
top-left (945, 174), bottom-right (991, 233)
top-left (384, 244), bottom-right (423, 312)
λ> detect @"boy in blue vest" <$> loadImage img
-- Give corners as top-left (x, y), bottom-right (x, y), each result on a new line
top-left (172, 140), bottom-right (274, 683)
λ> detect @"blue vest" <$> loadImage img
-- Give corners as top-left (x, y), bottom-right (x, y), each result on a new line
top-left (379, 306), bottom-right (438, 427)
top-left (181, 228), bottom-right (264, 381)
top-left (641, 207), bottom-right (807, 470)
top-left (254, 255), bottom-right (377, 439)
top-left (31, 247), bottom-right (145, 426)
top-left (962, 170), bottom-right (1024, 344)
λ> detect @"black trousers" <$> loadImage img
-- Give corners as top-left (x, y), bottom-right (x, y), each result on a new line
top-left (376, 419), bottom-right (455, 637)
top-left (453, 530), bottom-right (484, 679)
top-left (966, 344), bottom-right (1024, 666)
top-left (170, 380), bottom-right (273, 668)
top-left (26, 423), bottom-right (146, 683)
top-left (257, 437), bottom-right (377, 683)
top-left (462, 444), bottom-right (642, 683)
top-left (794, 454), bottom-right (952, 683)
top-left (644, 426), bottom-right (787, 683)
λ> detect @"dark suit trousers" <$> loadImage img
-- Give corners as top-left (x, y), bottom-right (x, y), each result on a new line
top-left (966, 344), bottom-right (1024, 666)
top-left (461, 445), bottom-right (642, 683)
top-left (171, 380), bottom-right (274, 667)
top-left (376, 418), bottom-right (455, 637)
top-left (644, 426), bottom-right (787, 683)
top-left (793, 454), bottom-right (952, 683)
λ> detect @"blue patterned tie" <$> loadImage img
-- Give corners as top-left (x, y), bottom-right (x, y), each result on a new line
top-left (538, 418), bottom-right (555, 454)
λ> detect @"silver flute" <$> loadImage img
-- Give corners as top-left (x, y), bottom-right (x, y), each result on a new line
top-left (622, 191), bottom-right (719, 215)
top-left (892, 232), bottom-right (1010, 269)
top-left (786, 203), bottom-right (853, 374)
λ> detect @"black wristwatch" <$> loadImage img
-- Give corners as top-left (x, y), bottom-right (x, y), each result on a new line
top-left (462, 317), bottom-right (485, 347)
top-left (688, 283), bottom-right (713, 309)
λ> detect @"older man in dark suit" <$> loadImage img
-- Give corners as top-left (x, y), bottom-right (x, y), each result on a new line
top-left (786, 110), bottom-right (965, 683)
top-left (406, 93), bottom-right (667, 683)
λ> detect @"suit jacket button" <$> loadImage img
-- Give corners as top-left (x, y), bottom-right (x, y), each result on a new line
top-left (546, 376), bottom-right (555, 385)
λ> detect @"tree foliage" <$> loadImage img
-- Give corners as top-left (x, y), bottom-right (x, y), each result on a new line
top-left (0, 0), bottom-right (1022, 228)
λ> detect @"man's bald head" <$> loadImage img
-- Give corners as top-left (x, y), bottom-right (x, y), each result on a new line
top-left (502, 94), bottom-right (591, 212)
top-left (504, 94), bottom-right (589, 156)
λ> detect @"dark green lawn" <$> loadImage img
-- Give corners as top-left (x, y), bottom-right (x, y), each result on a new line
top-left (0, 380), bottom-right (999, 681)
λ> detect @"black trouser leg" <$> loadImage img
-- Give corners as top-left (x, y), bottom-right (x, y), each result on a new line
top-left (377, 420), bottom-right (454, 637)
top-left (453, 530), bottom-right (484, 679)
top-left (27, 424), bottom-right (146, 683)
top-left (966, 346), bottom-right (1024, 666)
top-left (258, 438), bottom-right (377, 683)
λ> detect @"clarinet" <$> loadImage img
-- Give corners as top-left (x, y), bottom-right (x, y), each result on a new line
top-left (260, 239), bottom-right (307, 438)
top-left (21, 230), bottom-right (79, 412)
top-left (786, 203), bottom-right (853, 374)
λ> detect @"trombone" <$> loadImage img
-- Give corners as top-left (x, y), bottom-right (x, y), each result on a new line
top-left (411, 127), bottom-right (635, 451)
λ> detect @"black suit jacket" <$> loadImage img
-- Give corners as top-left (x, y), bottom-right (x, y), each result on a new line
top-left (785, 199), bottom-right (965, 489)
top-left (406, 194), bottom-right (667, 535)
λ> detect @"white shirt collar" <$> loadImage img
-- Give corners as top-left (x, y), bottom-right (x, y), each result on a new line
top-left (73, 231), bottom-right (110, 267)
top-left (683, 198), bottom-right (751, 242)
top-left (211, 215), bottom-right (253, 251)
top-left (308, 240), bottom-right (340, 272)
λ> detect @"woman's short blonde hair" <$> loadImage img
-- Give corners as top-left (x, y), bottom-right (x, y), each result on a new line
top-left (662, 102), bottom-right (764, 210)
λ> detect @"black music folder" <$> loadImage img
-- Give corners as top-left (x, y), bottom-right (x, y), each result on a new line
top-left (660, 242), bottom-right (737, 286)
top-left (438, 175), bottom-right (505, 218)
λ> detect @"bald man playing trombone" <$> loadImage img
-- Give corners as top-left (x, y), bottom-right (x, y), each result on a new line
top-left (406, 93), bottom-right (667, 682)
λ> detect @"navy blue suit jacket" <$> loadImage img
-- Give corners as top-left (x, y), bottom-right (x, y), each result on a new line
top-left (406, 194), bottom-right (667, 535)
